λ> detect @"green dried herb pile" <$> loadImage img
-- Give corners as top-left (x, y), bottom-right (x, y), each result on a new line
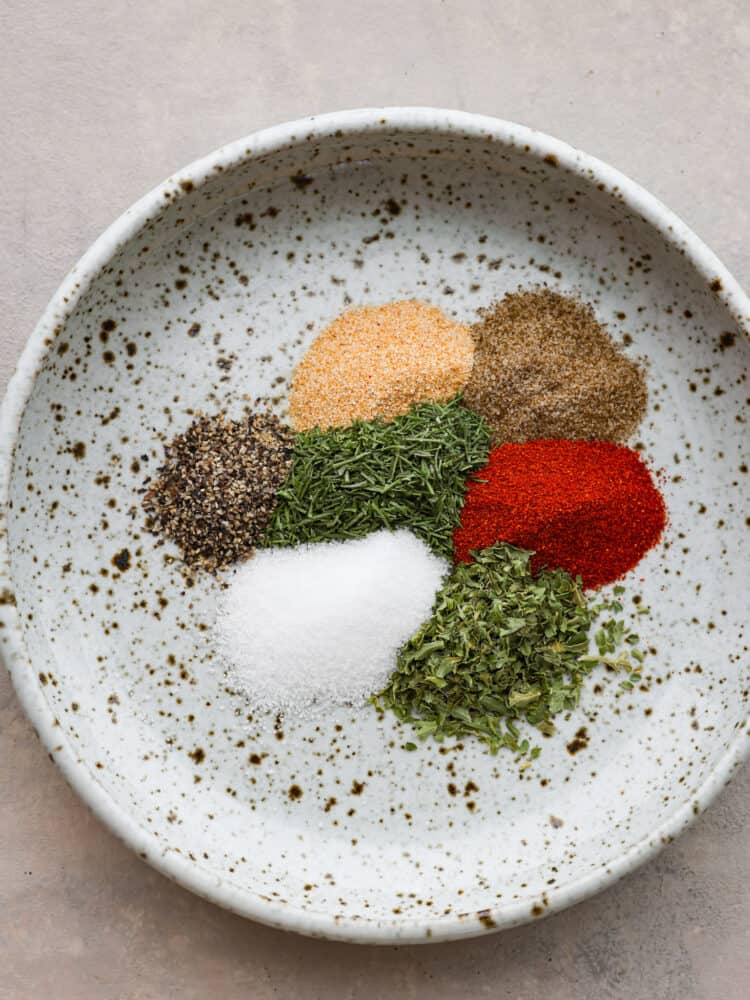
top-left (375, 543), bottom-right (644, 754)
top-left (264, 397), bottom-right (491, 557)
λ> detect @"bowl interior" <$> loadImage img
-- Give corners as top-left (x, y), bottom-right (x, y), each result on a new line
top-left (5, 118), bottom-right (749, 941)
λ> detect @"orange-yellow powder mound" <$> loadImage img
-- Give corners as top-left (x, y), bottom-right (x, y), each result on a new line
top-left (289, 300), bottom-right (475, 431)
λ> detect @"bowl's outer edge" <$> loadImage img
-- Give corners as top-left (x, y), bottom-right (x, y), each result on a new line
top-left (1, 107), bottom-right (748, 944)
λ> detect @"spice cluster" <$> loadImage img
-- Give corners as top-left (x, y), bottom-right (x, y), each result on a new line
top-left (142, 291), bottom-right (667, 757)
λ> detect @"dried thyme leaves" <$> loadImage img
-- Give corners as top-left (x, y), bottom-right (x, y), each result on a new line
top-left (375, 544), bottom-right (644, 754)
top-left (143, 412), bottom-right (294, 572)
top-left (263, 397), bottom-right (491, 558)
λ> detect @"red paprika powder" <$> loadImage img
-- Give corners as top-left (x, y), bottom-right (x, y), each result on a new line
top-left (453, 439), bottom-right (666, 589)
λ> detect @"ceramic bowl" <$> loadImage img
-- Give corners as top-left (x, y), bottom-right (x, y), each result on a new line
top-left (1, 108), bottom-right (749, 944)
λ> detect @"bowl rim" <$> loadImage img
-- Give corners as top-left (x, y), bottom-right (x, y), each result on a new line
top-left (1, 106), bottom-right (748, 945)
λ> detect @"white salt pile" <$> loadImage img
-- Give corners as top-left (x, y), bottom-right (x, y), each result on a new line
top-left (215, 529), bottom-right (447, 715)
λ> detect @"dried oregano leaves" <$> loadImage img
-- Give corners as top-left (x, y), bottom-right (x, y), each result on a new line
top-left (375, 543), bottom-right (645, 754)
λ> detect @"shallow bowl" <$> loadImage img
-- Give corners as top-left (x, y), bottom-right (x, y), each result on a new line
top-left (1, 108), bottom-right (749, 943)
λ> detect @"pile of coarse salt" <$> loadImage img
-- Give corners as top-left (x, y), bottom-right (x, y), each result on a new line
top-left (214, 529), bottom-right (447, 716)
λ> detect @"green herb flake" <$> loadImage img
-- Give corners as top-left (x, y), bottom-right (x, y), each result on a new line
top-left (263, 397), bottom-right (491, 557)
top-left (376, 543), bottom-right (644, 756)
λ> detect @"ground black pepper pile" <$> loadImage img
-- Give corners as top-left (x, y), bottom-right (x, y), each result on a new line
top-left (143, 411), bottom-right (294, 572)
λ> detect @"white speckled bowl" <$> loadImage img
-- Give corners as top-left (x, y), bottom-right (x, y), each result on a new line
top-left (1, 108), bottom-right (749, 944)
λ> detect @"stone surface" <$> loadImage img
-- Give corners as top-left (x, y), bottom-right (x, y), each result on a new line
top-left (0, 1), bottom-right (748, 997)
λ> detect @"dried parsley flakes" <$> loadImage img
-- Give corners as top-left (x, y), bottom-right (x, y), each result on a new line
top-left (375, 543), bottom-right (643, 754)
top-left (263, 397), bottom-right (491, 557)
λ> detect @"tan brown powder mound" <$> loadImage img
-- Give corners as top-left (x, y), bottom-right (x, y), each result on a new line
top-left (463, 289), bottom-right (647, 443)
top-left (289, 300), bottom-right (475, 431)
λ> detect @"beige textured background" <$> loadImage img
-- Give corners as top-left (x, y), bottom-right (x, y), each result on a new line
top-left (1, 1), bottom-right (749, 997)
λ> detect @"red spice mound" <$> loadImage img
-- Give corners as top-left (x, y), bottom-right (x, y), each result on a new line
top-left (453, 439), bottom-right (666, 589)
